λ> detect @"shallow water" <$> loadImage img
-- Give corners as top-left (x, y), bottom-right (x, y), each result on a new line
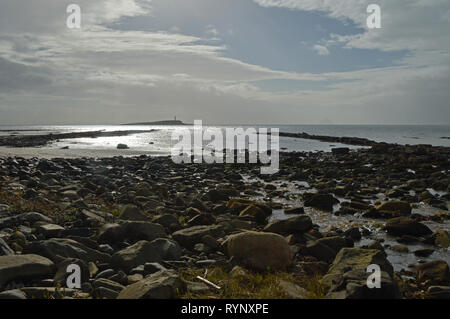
top-left (1, 125), bottom-right (449, 157)
top-left (242, 175), bottom-right (450, 272)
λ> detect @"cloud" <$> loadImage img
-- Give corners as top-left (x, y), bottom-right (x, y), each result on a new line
top-left (313, 44), bottom-right (330, 56)
top-left (0, 0), bottom-right (449, 125)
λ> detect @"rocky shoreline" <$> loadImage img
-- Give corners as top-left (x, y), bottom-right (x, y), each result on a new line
top-left (0, 130), bottom-right (156, 148)
top-left (0, 142), bottom-right (449, 299)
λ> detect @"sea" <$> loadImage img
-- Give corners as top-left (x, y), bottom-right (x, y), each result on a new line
top-left (0, 124), bottom-right (449, 156)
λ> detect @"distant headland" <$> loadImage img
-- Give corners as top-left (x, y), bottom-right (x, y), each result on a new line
top-left (122, 119), bottom-right (187, 125)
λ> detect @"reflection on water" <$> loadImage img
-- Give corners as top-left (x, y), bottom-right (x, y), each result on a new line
top-left (244, 175), bottom-right (450, 272)
top-left (1, 125), bottom-right (450, 156)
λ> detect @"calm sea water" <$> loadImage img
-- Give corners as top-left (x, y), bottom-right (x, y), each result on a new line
top-left (0, 125), bottom-right (449, 155)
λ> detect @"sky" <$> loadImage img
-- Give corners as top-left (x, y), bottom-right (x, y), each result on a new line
top-left (0, 0), bottom-right (449, 125)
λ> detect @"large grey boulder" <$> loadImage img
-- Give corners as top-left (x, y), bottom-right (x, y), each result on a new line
top-left (172, 225), bottom-right (224, 248)
top-left (117, 270), bottom-right (186, 299)
top-left (0, 254), bottom-right (55, 288)
top-left (23, 238), bottom-right (110, 263)
top-left (225, 231), bottom-right (292, 271)
top-left (98, 221), bottom-right (167, 244)
top-left (321, 247), bottom-right (398, 298)
top-left (263, 215), bottom-right (313, 235)
top-left (111, 239), bottom-right (182, 273)
top-left (384, 217), bottom-right (432, 236)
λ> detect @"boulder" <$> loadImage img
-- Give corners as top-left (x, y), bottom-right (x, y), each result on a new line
top-left (53, 258), bottom-right (89, 286)
top-left (307, 236), bottom-right (349, 263)
top-left (187, 214), bottom-right (216, 226)
top-left (325, 269), bottom-right (400, 299)
top-left (111, 241), bottom-right (162, 272)
top-left (416, 260), bottom-right (450, 285)
top-left (111, 239), bottom-right (181, 273)
top-left (332, 148), bottom-right (349, 155)
top-left (98, 221), bottom-right (167, 244)
top-left (152, 214), bottom-right (180, 228)
top-left (117, 144), bottom-right (129, 150)
top-left (263, 215), bottom-right (313, 235)
top-left (23, 238), bottom-right (110, 263)
top-left (172, 225), bottom-right (224, 248)
top-left (376, 201), bottom-right (411, 216)
top-left (384, 217), bottom-right (432, 236)
top-left (117, 270), bottom-right (186, 299)
top-left (0, 238), bottom-right (14, 256)
top-left (321, 248), bottom-right (394, 290)
top-left (0, 254), bottom-right (55, 288)
top-left (435, 229), bottom-right (450, 248)
top-left (225, 231), bottom-right (292, 271)
top-left (304, 193), bottom-right (338, 212)
top-left (118, 205), bottom-right (148, 222)
top-left (36, 224), bottom-right (65, 238)
top-left (239, 205), bottom-right (269, 224)
top-left (284, 207), bottom-right (305, 215)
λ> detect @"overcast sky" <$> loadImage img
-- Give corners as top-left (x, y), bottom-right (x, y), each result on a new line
top-left (0, 0), bottom-right (449, 125)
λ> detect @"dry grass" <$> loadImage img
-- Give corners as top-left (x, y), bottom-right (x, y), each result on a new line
top-left (180, 267), bottom-right (326, 299)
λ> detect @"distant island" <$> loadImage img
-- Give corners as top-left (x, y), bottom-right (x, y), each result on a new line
top-left (122, 120), bottom-right (187, 125)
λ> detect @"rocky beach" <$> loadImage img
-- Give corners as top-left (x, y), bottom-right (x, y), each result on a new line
top-left (0, 136), bottom-right (449, 299)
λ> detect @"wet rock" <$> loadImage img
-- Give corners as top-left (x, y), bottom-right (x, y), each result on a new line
top-left (117, 144), bottom-right (129, 150)
top-left (376, 201), bottom-right (411, 216)
top-left (384, 217), bottom-right (432, 236)
top-left (434, 229), bottom-right (450, 248)
top-left (321, 248), bottom-right (394, 290)
top-left (263, 215), bottom-right (313, 235)
top-left (239, 205), bottom-right (269, 224)
top-left (392, 245), bottom-right (409, 253)
top-left (117, 270), bottom-right (186, 299)
top-left (0, 254), bottom-right (55, 288)
top-left (344, 227), bottom-right (362, 241)
top-left (326, 269), bottom-right (400, 299)
top-left (284, 207), bottom-right (305, 215)
top-left (225, 231), bottom-right (292, 271)
top-left (307, 236), bottom-right (350, 263)
top-left (304, 193), bottom-right (338, 212)
top-left (416, 260), bottom-right (450, 285)
top-left (414, 249), bottom-right (435, 257)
